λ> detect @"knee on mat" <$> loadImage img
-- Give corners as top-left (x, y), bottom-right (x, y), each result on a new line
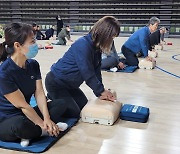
top-left (12, 117), bottom-right (41, 139)
top-left (128, 61), bottom-right (139, 67)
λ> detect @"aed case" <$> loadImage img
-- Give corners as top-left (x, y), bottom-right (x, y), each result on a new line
top-left (81, 99), bottom-right (122, 126)
top-left (120, 104), bottom-right (150, 123)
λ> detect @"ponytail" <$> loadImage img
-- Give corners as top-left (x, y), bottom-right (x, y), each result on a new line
top-left (0, 22), bottom-right (33, 63)
top-left (0, 42), bottom-right (8, 62)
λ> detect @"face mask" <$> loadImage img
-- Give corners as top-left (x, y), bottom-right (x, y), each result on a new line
top-left (25, 43), bottom-right (38, 59)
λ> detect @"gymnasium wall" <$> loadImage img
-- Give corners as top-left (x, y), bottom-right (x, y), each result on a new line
top-left (0, 0), bottom-right (179, 36)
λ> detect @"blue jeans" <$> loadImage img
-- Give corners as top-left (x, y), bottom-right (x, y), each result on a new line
top-left (101, 56), bottom-right (119, 69)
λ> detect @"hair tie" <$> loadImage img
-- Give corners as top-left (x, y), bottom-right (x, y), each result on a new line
top-left (1, 41), bottom-right (14, 54)
top-left (2, 42), bottom-right (8, 50)
top-left (5, 44), bottom-right (8, 50)
top-left (6, 46), bottom-right (14, 54)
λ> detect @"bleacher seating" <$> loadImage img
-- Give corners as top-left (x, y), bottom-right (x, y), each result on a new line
top-left (0, 0), bottom-right (179, 36)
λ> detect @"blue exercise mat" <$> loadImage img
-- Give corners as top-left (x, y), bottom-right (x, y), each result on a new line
top-left (104, 66), bottom-right (138, 73)
top-left (0, 118), bottom-right (78, 153)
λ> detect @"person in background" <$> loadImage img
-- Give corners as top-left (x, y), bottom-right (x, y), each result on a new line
top-left (56, 15), bottom-right (64, 36)
top-left (55, 25), bottom-right (73, 45)
top-left (149, 27), bottom-right (168, 50)
top-left (36, 26), bottom-right (45, 40)
top-left (32, 23), bottom-right (38, 36)
top-left (121, 17), bottom-right (160, 67)
top-left (160, 27), bottom-right (168, 44)
top-left (101, 41), bottom-right (125, 70)
top-left (45, 26), bottom-right (55, 40)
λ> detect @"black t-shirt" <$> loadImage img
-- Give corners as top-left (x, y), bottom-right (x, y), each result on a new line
top-left (149, 30), bottom-right (160, 48)
top-left (0, 58), bottom-right (41, 121)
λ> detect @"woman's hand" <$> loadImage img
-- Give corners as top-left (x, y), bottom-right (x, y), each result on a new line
top-left (146, 56), bottom-right (153, 62)
top-left (118, 62), bottom-right (125, 69)
top-left (99, 89), bottom-right (116, 102)
top-left (43, 118), bottom-right (60, 137)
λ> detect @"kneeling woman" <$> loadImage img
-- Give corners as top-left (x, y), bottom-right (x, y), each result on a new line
top-left (45, 16), bottom-right (120, 118)
top-left (0, 23), bottom-right (68, 147)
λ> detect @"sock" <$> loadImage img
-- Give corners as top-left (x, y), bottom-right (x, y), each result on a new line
top-left (56, 122), bottom-right (68, 131)
top-left (110, 67), bottom-right (118, 72)
top-left (20, 139), bottom-right (30, 147)
top-left (41, 122), bottom-right (68, 137)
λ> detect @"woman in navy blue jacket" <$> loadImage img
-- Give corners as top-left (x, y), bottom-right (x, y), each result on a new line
top-left (45, 16), bottom-right (120, 118)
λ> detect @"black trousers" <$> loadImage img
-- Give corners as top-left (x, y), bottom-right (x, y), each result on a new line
top-left (149, 30), bottom-right (160, 48)
top-left (0, 99), bottom-right (67, 142)
top-left (45, 72), bottom-right (88, 119)
top-left (121, 45), bottom-right (139, 66)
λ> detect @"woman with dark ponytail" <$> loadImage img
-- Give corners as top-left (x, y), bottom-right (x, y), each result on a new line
top-left (0, 42), bottom-right (8, 62)
top-left (0, 23), bottom-right (68, 147)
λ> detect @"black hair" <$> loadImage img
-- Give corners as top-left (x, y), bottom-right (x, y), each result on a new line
top-left (0, 22), bottom-right (33, 62)
top-left (32, 23), bottom-right (37, 27)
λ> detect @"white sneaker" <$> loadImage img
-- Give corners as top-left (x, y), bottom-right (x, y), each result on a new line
top-left (56, 122), bottom-right (68, 131)
top-left (20, 139), bottom-right (30, 147)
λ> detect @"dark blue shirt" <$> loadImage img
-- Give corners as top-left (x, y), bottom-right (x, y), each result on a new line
top-left (124, 26), bottom-right (151, 57)
top-left (45, 28), bottom-right (54, 39)
top-left (0, 58), bottom-right (41, 121)
top-left (51, 33), bottom-right (104, 97)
